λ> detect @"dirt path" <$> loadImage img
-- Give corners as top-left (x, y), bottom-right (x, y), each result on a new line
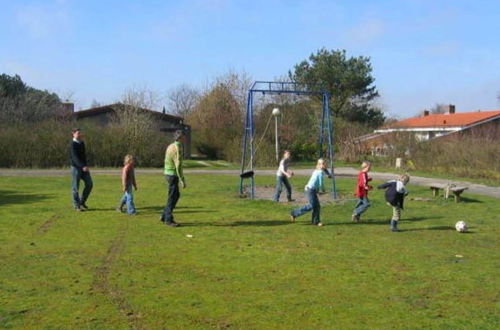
top-left (1, 168), bottom-right (498, 198)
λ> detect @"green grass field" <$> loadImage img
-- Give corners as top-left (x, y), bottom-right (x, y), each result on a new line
top-left (1, 173), bottom-right (499, 329)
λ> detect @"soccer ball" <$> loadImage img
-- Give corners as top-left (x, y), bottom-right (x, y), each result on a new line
top-left (455, 221), bottom-right (468, 233)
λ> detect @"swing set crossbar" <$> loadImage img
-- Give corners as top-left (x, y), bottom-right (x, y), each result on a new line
top-left (250, 81), bottom-right (327, 95)
top-left (240, 81), bottom-right (338, 200)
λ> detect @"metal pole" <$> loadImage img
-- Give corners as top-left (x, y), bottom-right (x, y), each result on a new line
top-left (240, 91), bottom-right (252, 195)
top-left (325, 93), bottom-right (337, 199)
top-left (275, 115), bottom-right (279, 163)
top-left (319, 98), bottom-right (325, 158)
top-left (249, 93), bottom-right (255, 199)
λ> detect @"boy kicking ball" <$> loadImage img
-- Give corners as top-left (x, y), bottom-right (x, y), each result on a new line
top-left (378, 174), bottom-right (410, 232)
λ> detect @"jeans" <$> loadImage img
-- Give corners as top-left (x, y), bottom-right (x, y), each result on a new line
top-left (71, 166), bottom-right (93, 207)
top-left (119, 184), bottom-right (136, 214)
top-left (273, 176), bottom-right (292, 201)
top-left (353, 197), bottom-right (371, 216)
top-left (291, 188), bottom-right (321, 224)
top-left (162, 175), bottom-right (180, 223)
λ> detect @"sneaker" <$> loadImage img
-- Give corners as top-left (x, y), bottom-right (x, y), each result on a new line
top-left (116, 206), bottom-right (124, 213)
top-left (290, 214), bottom-right (296, 222)
top-left (159, 216), bottom-right (165, 222)
top-left (80, 203), bottom-right (89, 210)
top-left (352, 214), bottom-right (360, 222)
top-left (317, 222), bottom-right (324, 227)
top-left (166, 221), bottom-right (179, 227)
top-left (129, 212), bottom-right (137, 216)
top-left (75, 206), bottom-right (84, 212)
top-left (390, 220), bottom-right (400, 232)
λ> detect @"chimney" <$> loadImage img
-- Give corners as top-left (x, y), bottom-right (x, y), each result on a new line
top-left (423, 110), bottom-right (430, 116)
top-left (448, 104), bottom-right (455, 114)
top-left (62, 102), bottom-right (74, 114)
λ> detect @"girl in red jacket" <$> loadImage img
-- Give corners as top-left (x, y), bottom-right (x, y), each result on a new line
top-left (352, 161), bottom-right (373, 222)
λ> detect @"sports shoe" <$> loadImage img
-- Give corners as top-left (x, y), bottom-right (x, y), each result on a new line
top-left (317, 222), bottom-right (324, 227)
top-left (116, 206), bottom-right (124, 213)
top-left (352, 214), bottom-right (360, 222)
top-left (74, 206), bottom-right (84, 212)
top-left (80, 203), bottom-right (89, 210)
top-left (390, 220), bottom-right (400, 232)
top-left (166, 221), bottom-right (179, 227)
top-left (290, 214), bottom-right (296, 222)
top-left (287, 198), bottom-right (295, 202)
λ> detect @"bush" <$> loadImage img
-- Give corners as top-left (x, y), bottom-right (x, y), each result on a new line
top-left (0, 120), bottom-right (169, 168)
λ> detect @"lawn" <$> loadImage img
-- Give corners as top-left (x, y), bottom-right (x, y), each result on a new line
top-left (0, 173), bottom-right (498, 329)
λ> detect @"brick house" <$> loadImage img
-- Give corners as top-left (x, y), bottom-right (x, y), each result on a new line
top-left (72, 103), bottom-right (191, 158)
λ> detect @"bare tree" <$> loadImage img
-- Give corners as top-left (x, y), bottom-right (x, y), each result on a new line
top-left (210, 69), bottom-right (253, 114)
top-left (166, 83), bottom-right (200, 117)
top-left (120, 86), bottom-right (162, 110)
top-left (111, 87), bottom-right (162, 154)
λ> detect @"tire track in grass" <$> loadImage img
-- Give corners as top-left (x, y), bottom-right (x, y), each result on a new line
top-left (91, 220), bottom-right (146, 329)
top-left (37, 214), bottom-right (60, 234)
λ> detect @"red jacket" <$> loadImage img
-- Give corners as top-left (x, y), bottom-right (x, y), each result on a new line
top-left (355, 171), bottom-right (372, 198)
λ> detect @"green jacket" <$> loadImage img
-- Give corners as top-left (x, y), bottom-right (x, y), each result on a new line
top-left (164, 141), bottom-right (184, 184)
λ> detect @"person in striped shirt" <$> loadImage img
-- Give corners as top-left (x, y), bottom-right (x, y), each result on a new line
top-left (290, 158), bottom-right (330, 227)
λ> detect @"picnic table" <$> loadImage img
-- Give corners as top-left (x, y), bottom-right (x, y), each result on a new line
top-left (429, 183), bottom-right (468, 202)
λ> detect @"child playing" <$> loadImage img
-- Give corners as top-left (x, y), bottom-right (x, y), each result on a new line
top-left (273, 150), bottom-right (294, 202)
top-left (117, 154), bottom-right (137, 215)
top-left (352, 161), bottom-right (373, 222)
top-left (290, 158), bottom-right (330, 226)
top-left (378, 174), bottom-right (410, 232)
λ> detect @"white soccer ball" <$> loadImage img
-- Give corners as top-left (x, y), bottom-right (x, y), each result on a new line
top-left (455, 221), bottom-right (468, 233)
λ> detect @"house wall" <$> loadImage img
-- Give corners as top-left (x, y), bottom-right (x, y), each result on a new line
top-left (457, 118), bottom-right (499, 140)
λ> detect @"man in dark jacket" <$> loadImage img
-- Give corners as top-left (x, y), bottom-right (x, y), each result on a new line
top-left (69, 128), bottom-right (93, 211)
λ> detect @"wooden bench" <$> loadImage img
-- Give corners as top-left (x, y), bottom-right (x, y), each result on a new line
top-left (429, 183), bottom-right (468, 202)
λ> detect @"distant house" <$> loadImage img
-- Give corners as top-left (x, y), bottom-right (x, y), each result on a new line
top-left (355, 105), bottom-right (500, 156)
top-left (73, 103), bottom-right (191, 158)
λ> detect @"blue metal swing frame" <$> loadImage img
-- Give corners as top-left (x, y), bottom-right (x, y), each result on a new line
top-left (240, 81), bottom-right (337, 199)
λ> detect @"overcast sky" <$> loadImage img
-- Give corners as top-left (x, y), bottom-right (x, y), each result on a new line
top-left (1, 0), bottom-right (499, 118)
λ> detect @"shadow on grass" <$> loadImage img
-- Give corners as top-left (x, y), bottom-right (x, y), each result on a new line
top-left (178, 219), bottom-right (292, 227)
top-left (138, 206), bottom-right (205, 212)
top-left (0, 190), bottom-right (53, 206)
top-left (335, 215), bottom-right (444, 226)
top-left (402, 225), bottom-right (475, 233)
top-left (458, 197), bottom-right (483, 203)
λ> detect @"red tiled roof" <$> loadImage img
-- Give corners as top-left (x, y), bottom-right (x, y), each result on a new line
top-left (386, 110), bottom-right (500, 129)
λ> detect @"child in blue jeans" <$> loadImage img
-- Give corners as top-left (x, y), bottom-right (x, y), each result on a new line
top-left (290, 158), bottom-right (330, 226)
top-left (117, 154), bottom-right (137, 215)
